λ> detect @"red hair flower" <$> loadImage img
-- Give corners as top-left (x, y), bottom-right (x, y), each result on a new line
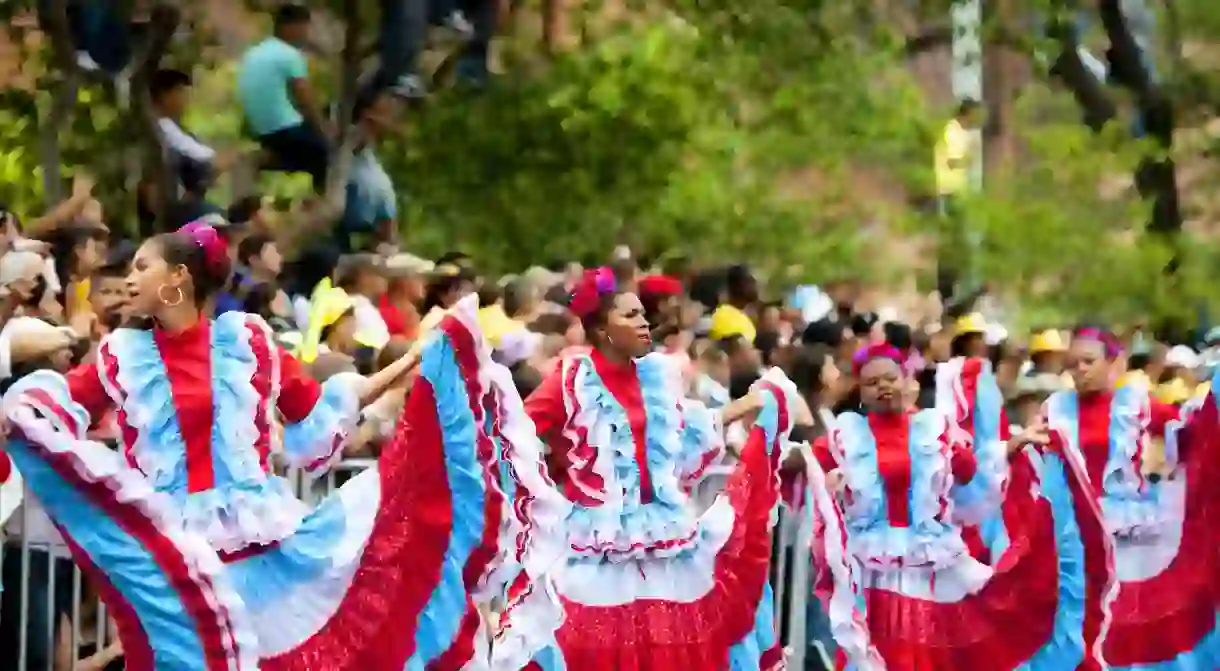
top-left (568, 267), bottom-right (617, 318)
top-left (178, 220), bottom-right (229, 275)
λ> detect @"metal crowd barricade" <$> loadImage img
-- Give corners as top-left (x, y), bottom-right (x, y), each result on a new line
top-left (2, 455), bottom-right (826, 670)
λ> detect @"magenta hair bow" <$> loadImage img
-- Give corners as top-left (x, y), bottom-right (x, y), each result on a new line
top-left (179, 220), bottom-right (229, 274)
top-left (569, 267), bottom-right (617, 318)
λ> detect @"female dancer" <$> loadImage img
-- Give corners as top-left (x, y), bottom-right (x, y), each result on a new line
top-left (2, 222), bottom-right (513, 670)
top-left (804, 344), bottom-right (1113, 670)
top-left (1041, 329), bottom-right (1220, 669)
top-left (485, 267), bottom-right (798, 670)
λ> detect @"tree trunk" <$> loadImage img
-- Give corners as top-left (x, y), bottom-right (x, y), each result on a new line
top-left (35, 0), bottom-right (81, 205)
top-left (130, 3), bottom-right (182, 234)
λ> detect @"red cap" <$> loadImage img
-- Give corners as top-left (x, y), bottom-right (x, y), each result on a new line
top-left (637, 275), bottom-right (683, 297)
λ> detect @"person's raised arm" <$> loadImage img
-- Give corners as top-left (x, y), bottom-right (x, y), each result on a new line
top-left (22, 176), bottom-right (94, 238)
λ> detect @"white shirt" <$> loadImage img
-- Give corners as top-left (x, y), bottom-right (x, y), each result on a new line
top-left (157, 117), bottom-right (215, 163)
top-left (351, 295), bottom-right (391, 350)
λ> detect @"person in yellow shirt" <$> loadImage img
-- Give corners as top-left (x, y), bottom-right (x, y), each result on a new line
top-left (935, 99), bottom-right (983, 200)
top-left (709, 264), bottom-right (758, 344)
top-left (933, 99), bottom-right (983, 302)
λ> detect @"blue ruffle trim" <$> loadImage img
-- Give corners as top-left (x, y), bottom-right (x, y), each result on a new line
top-left (1014, 451), bottom-right (1088, 670)
top-left (951, 367), bottom-right (1007, 524)
top-left (106, 328), bottom-right (190, 491)
top-left (564, 354), bottom-right (694, 555)
top-left (223, 481), bottom-right (349, 611)
top-left (727, 582), bottom-right (778, 670)
top-left (406, 327), bottom-right (490, 667)
top-left (281, 372), bottom-right (362, 473)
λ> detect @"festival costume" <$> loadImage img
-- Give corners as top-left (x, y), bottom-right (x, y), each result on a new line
top-left (2, 297), bottom-right (513, 670)
top-left (484, 342), bottom-right (798, 671)
top-left (806, 356), bottom-right (1112, 670)
top-left (1039, 368), bottom-right (1220, 670)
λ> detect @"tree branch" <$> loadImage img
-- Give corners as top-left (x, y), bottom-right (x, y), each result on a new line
top-left (35, 0), bottom-right (81, 203)
top-left (1096, 0), bottom-right (1182, 260)
top-left (1046, 15), bottom-right (1118, 131)
top-left (130, 3), bottom-right (182, 232)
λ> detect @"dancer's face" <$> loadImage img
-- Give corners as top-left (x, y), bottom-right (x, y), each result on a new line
top-left (1068, 339), bottom-right (1110, 394)
top-left (127, 239), bottom-right (191, 318)
top-left (596, 292), bottom-right (651, 359)
top-left (858, 358), bottom-right (904, 414)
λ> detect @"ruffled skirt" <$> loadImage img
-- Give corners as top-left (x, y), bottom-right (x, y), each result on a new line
top-left (1097, 396), bottom-right (1220, 670)
top-left (491, 380), bottom-right (795, 671)
top-left (809, 445), bottom-right (1112, 671)
top-left (3, 309), bottom-right (507, 671)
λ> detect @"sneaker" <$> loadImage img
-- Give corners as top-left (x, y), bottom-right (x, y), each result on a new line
top-left (444, 11), bottom-right (474, 39)
top-left (76, 51), bottom-right (101, 72)
top-left (390, 74), bottom-right (428, 100)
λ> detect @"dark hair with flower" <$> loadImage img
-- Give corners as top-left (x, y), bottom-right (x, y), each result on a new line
top-left (852, 342), bottom-right (904, 376)
top-left (567, 266), bottom-right (619, 335)
top-left (1074, 327), bottom-right (1124, 360)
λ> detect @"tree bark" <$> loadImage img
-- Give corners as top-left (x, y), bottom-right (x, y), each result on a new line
top-left (35, 0), bottom-right (81, 205)
top-left (1096, 0), bottom-right (1182, 251)
top-left (130, 3), bottom-right (182, 235)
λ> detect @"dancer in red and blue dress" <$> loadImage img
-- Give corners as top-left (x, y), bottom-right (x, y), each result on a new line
top-left (804, 344), bottom-right (1114, 670)
top-left (484, 267), bottom-right (796, 670)
top-left (1, 223), bottom-right (518, 670)
top-left (1040, 328), bottom-right (1220, 669)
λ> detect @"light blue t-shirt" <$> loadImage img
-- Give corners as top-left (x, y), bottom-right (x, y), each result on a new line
top-left (343, 147), bottom-right (396, 232)
top-left (237, 37), bottom-right (308, 136)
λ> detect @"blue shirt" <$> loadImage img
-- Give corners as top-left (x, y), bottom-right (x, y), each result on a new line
top-left (342, 147), bottom-right (396, 232)
top-left (237, 38), bottom-right (308, 136)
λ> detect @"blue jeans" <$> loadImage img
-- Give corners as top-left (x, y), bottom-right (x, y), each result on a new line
top-left (1, 546), bottom-right (76, 670)
top-left (455, 0), bottom-right (496, 84)
top-left (38, 0), bottom-right (133, 74)
top-left (367, 0), bottom-right (429, 95)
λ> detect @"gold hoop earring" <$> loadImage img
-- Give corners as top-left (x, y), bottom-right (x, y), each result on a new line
top-left (157, 284), bottom-right (184, 307)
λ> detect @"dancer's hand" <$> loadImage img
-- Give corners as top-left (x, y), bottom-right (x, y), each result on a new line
top-left (825, 469), bottom-right (845, 492)
top-left (1007, 419), bottom-right (1050, 454)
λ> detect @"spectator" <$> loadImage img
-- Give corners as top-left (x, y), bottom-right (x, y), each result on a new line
top-left (934, 98), bottom-right (984, 300)
top-left (1, 250), bottom-right (60, 322)
top-left (340, 89), bottom-right (399, 252)
top-left (719, 333), bottom-right (761, 399)
top-left (418, 263), bottom-right (477, 334)
top-left (365, 0), bottom-right (430, 100)
top-left (709, 264), bottom-right (758, 344)
top-left (0, 318), bottom-right (83, 671)
top-left (380, 253), bottom-right (431, 339)
top-left (151, 68), bottom-right (235, 211)
top-left (237, 4), bottom-right (329, 191)
top-left (1027, 329), bottom-right (1068, 376)
top-left (336, 254), bottom-right (391, 350)
top-left (949, 312), bottom-right (990, 359)
top-left (693, 345), bottom-right (731, 409)
top-left (299, 283), bottom-right (361, 363)
top-left (89, 252), bottom-right (131, 337)
top-left (1008, 373), bottom-right (1064, 434)
top-left (44, 224), bottom-right (107, 332)
top-left (227, 194), bottom-right (271, 231)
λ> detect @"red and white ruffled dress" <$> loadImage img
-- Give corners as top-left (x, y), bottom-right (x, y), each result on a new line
top-left (805, 366), bottom-right (1113, 670)
top-left (485, 348), bottom-right (798, 670)
top-left (2, 298), bottom-right (515, 670)
top-left (1042, 373), bottom-right (1220, 670)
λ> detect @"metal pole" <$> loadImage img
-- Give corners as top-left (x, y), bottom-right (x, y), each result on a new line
top-left (952, 0), bottom-right (984, 290)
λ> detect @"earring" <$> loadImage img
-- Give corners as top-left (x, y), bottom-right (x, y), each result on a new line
top-left (157, 284), bottom-right (184, 307)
